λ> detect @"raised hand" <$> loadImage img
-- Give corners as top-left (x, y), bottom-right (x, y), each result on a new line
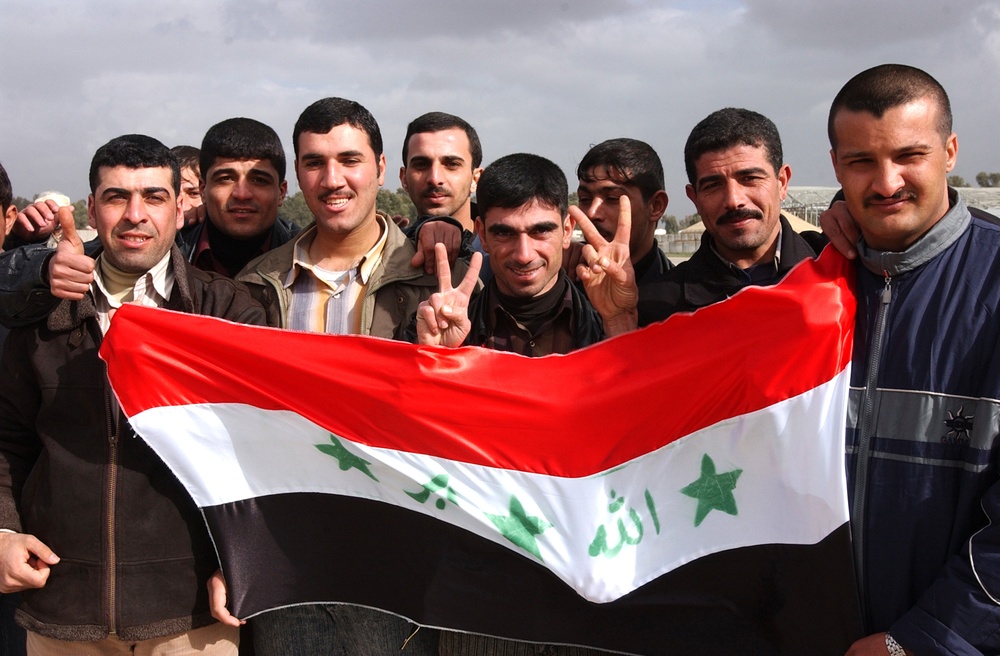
top-left (49, 206), bottom-right (95, 300)
top-left (410, 220), bottom-right (463, 274)
top-left (416, 243), bottom-right (481, 347)
top-left (569, 195), bottom-right (638, 336)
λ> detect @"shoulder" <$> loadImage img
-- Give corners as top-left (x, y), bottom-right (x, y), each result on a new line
top-left (178, 260), bottom-right (267, 326)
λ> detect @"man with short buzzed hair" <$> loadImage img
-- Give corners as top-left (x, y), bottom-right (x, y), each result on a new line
top-left (827, 64), bottom-right (1000, 656)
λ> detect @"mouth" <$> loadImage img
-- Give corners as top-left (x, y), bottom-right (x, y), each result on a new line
top-left (226, 206), bottom-right (259, 217)
top-left (716, 209), bottom-right (763, 227)
top-left (116, 233), bottom-right (154, 246)
top-left (319, 193), bottom-right (352, 210)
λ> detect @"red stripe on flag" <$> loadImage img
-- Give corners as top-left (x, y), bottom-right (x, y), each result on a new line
top-left (101, 247), bottom-right (854, 477)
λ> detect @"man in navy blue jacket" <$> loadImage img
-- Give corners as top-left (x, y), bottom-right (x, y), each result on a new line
top-left (828, 64), bottom-right (1000, 656)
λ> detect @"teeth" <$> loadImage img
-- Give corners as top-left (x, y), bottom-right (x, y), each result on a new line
top-left (327, 198), bottom-right (349, 207)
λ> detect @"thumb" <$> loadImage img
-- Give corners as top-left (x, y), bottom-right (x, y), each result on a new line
top-left (57, 207), bottom-right (84, 254)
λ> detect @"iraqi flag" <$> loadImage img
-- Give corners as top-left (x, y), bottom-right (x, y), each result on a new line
top-left (101, 248), bottom-right (862, 655)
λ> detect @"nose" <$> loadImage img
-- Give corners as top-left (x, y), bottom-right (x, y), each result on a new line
top-left (512, 233), bottom-right (534, 263)
top-left (723, 179), bottom-right (747, 210)
top-left (122, 194), bottom-right (145, 224)
top-left (232, 176), bottom-right (253, 201)
top-left (584, 197), bottom-right (604, 221)
top-left (871, 160), bottom-right (905, 198)
top-left (321, 161), bottom-right (344, 189)
top-left (427, 162), bottom-right (444, 185)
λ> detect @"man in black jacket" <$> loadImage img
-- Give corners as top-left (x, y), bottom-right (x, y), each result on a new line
top-left (638, 108), bottom-right (826, 326)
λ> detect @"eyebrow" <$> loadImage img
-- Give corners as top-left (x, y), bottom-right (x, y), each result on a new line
top-left (101, 186), bottom-right (170, 198)
top-left (697, 167), bottom-right (769, 188)
top-left (839, 142), bottom-right (934, 160)
top-left (487, 221), bottom-right (560, 235)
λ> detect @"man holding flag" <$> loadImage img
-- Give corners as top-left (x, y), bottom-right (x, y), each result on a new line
top-left (0, 135), bottom-right (265, 653)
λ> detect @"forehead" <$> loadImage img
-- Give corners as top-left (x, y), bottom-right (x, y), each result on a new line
top-left (578, 166), bottom-right (636, 193)
top-left (95, 165), bottom-right (174, 194)
top-left (832, 99), bottom-right (944, 153)
top-left (483, 200), bottom-right (563, 229)
top-left (205, 157), bottom-right (279, 179)
top-left (406, 128), bottom-right (472, 161)
top-left (297, 123), bottom-right (375, 159)
top-left (693, 144), bottom-right (772, 179)
top-left (180, 166), bottom-right (200, 183)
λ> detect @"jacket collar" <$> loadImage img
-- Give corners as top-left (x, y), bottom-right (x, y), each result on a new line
top-left (857, 189), bottom-right (970, 277)
top-left (47, 245), bottom-right (194, 332)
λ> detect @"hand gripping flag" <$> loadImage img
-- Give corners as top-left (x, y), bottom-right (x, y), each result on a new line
top-left (101, 247), bottom-right (862, 655)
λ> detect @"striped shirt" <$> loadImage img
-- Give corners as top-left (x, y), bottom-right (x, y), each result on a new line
top-left (284, 218), bottom-right (388, 335)
top-left (92, 250), bottom-right (174, 335)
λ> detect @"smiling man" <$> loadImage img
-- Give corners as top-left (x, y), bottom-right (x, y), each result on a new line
top-left (637, 108), bottom-right (826, 325)
top-left (0, 134), bottom-right (265, 654)
top-left (828, 64), bottom-right (1000, 656)
top-left (224, 98), bottom-right (457, 655)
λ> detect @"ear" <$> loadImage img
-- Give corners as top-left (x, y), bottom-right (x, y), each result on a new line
top-left (777, 164), bottom-right (792, 201)
top-left (944, 133), bottom-right (958, 173)
top-left (377, 154), bottom-right (387, 186)
top-left (3, 205), bottom-right (17, 237)
top-left (278, 180), bottom-right (288, 206)
top-left (175, 195), bottom-right (185, 231)
top-left (475, 216), bottom-right (489, 252)
top-left (562, 212), bottom-right (576, 249)
top-left (647, 190), bottom-right (668, 222)
top-left (399, 166), bottom-right (408, 192)
top-left (87, 194), bottom-right (97, 229)
top-left (829, 149), bottom-right (842, 184)
top-left (471, 167), bottom-right (483, 194)
top-left (685, 184), bottom-right (697, 205)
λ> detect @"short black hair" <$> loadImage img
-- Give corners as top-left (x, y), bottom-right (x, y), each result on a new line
top-left (170, 145), bottom-right (201, 175)
top-left (0, 161), bottom-right (12, 213)
top-left (828, 64), bottom-right (952, 151)
top-left (293, 97), bottom-right (383, 161)
top-left (89, 134), bottom-right (180, 195)
top-left (401, 112), bottom-right (483, 168)
top-left (577, 138), bottom-right (664, 201)
top-left (200, 118), bottom-right (286, 181)
top-left (477, 153), bottom-right (568, 219)
top-left (684, 108), bottom-right (783, 186)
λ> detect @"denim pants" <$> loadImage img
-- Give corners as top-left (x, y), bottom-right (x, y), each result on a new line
top-left (252, 604), bottom-right (438, 655)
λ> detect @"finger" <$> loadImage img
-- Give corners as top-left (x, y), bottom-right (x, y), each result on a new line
top-left (433, 243), bottom-right (454, 291)
top-left (613, 195), bottom-right (632, 246)
top-left (456, 252), bottom-right (482, 297)
top-left (24, 536), bottom-right (59, 566)
top-left (57, 207), bottom-right (84, 254)
top-left (208, 571), bottom-right (243, 627)
top-left (410, 248), bottom-right (426, 269)
top-left (579, 244), bottom-right (601, 270)
top-left (415, 304), bottom-right (441, 342)
top-left (569, 206), bottom-right (609, 250)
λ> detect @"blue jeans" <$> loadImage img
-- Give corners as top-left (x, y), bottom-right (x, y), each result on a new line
top-left (252, 604), bottom-right (437, 655)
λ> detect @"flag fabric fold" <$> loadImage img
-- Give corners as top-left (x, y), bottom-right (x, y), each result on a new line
top-left (102, 247), bottom-right (862, 655)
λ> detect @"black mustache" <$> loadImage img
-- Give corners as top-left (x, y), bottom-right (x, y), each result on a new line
top-left (716, 208), bottom-right (763, 224)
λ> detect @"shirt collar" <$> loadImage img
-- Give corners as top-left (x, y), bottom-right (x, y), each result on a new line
top-left (92, 249), bottom-right (174, 309)
top-left (284, 216), bottom-right (389, 289)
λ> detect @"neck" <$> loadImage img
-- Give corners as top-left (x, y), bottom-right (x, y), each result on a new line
top-left (309, 214), bottom-right (383, 270)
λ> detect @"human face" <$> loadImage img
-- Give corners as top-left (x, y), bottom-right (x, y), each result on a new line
top-left (400, 128), bottom-right (482, 229)
top-left (477, 200), bottom-right (574, 298)
top-left (87, 165), bottom-right (183, 273)
top-left (178, 166), bottom-right (203, 220)
top-left (685, 144), bottom-right (790, 269)
top-left (202, 158), bottom-right (286, 240)
top-left (831, 98), bottom-right (957, 252)
top-left (577, 167), bottom-right (667, 262)
top-left (295, 124), bottom-right (385, 240)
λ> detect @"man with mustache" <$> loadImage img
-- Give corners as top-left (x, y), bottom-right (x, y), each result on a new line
top-left (637, 108), bottom-right (825, 325)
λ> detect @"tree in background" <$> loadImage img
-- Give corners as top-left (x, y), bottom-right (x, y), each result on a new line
top-left (376, 188), bottom-right (417, 220)
top-left (661, 215), bottom-right (679, 234)
top-left (947, 175), bottom-right (968, 187)
top-left (680, 214), bottom-right (701, 229)
top-left (976, 172), bottom-right (1000, 188)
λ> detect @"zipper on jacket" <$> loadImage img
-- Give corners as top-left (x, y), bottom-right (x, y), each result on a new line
top-left (104, 383), bottom-right (120, 637)
top-left (851, 269), bottom-right (892, 628)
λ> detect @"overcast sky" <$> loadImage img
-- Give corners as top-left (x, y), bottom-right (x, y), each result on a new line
top-left (3, 0), bottom-right (999, 216)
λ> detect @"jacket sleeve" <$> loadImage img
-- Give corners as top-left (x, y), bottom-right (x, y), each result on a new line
top-left (0, 328), bottom-right (43, 532)
top-left (0, 244), bottom-right (60, 329)
top-left (889, 448), bottom-right (1000, 654)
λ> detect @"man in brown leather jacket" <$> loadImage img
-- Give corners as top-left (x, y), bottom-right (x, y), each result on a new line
top-left (0, 134), bottom-right (265, 654)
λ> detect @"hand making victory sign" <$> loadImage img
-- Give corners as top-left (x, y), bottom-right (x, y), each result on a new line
top-left (415, 244), bottom-right (482, 347)
top-left (569, 195), bottom-right (638, 337)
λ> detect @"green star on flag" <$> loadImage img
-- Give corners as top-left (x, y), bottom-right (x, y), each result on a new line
top-left (486, 495), bottom-right (553, 561)
top-left (315, 434), bottom-right (378, 482)
top-left (681, 454), bottom-right (742, 527)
